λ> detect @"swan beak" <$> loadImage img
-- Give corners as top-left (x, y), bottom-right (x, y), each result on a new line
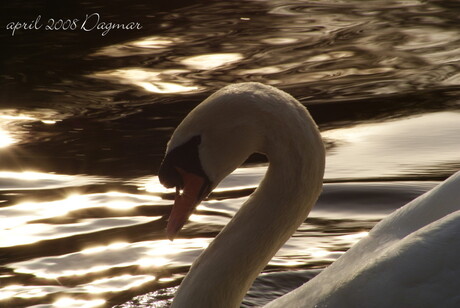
top-left (166, 167), bottom-right (209, 241)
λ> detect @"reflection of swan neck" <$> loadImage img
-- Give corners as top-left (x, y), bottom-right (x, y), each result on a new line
top-left (171, 86), bottom-right (325, 307)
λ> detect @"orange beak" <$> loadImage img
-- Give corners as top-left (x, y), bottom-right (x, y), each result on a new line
top-left (166, 167), bottom-right (209, 240)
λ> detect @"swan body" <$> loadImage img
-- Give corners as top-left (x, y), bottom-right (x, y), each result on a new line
top-left (159, 82), bottom-right (460, 308)
top-left (267, 170), bottom-right (460, 308)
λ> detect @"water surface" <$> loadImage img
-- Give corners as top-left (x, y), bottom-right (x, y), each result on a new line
top-left (1, 0), bottom-right (460, 307)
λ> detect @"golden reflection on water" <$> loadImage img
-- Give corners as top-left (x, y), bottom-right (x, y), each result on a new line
top-left (92, 36), bottom-right (180, 57)
top-left (0, 171), bottom-right (104, 191)
top-left (0, 182), bottom-right (165, 247)
top-left (0, 113), bottom-right (34, 148)
top-left (323, 111), bottom-right (460, 179)
top-left (90, 68), bottom-right (199, 94)
top-left (1, 239), bottom-right (203, 304)
top-left (136, 175), bottom-right (173, 194)
top-left (261, 37), bottom-right (299, 45)
top-left (0, 171), bottom-right (70, 181)
top-left (90, 50), bottom-right (243, 93)
top-left (305, 50), bottom-right (355, 63)
top-left (339, 231), bottom-right (369, 241)
top-left (0, 276), bottom-right (156, 307)
top-left (308, 247), bottom-right (332, 259)
top-left (0, 110), bottom-right (61, 148)
top-left (0, 284), bottom-right (65, 300)
top-left (1, 192), bottom-right (159, 228)
top-left (1, 215), bottom-right (158, 247)
top-left (9, 238), bottom-right (210, 279)
top-left (0, 128), bottom-right (15, 148)
top-left (53, 297), bottom-right (106, 308)
top-left (90, 33), bottom-right (245, 94)
top-left (81, 241), bottom-right (131, 255)
top-left (180, 53), bottom-right (243, 70)
top-left (78, 274), bottom-right (156, 293)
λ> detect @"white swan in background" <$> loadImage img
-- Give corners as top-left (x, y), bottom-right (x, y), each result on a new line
top-left (158, 82), bottom-right (460, 308)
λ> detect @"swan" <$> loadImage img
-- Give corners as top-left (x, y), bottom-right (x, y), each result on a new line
top-left (158, 82), bottom-right (460, 308)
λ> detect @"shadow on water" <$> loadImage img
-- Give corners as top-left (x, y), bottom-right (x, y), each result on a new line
top-left (1, 0), bottom-right (460, 307)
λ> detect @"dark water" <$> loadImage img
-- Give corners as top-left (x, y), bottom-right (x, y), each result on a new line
top-left (1, 0), bottom-right (460, 307)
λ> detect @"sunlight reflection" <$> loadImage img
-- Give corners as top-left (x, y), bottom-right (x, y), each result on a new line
top-left (188, 213), bottom-right (208, 223)
top-left (0, 109), bottom-right (63, 147)
top-left (53, 297), bottom-right (105, 308)
top-left (0, 129), bottom-right (15, 148)
top-left (339, 231), bottom-right (369, 242)
top-left (306, 50), bottom-right (355, 62)
top-left (268, 258), bottom-right (304, 267)
top-left (90, 68), bottom-right (199, 94)
top-left (138, 257), bottom-right (169, 268)
top-left (309, 248), bottom-right (331, 259)
top-left (0, 114), bottom-right (36, 121)
top-left (181, 53), bottom-right (243, 70)
top-left (136, 175), bottom-right (174, 194)
top-left (130, 36), bottom-right (176, 48)
top-left (189, 210), bottom-right (231, 226)
top-left (146, 239), bottom-right (208, 256)
top-left (0, 286), bottom-right (15, 300)
top-left (79, 275), bottom-right (156, 293)
top-left (92, 36), bottom-right (180, 57)
top-left (56, 265), bottom-right (115, 280)
top-left (0, 284), bottom-right (64, 300)
top-left (1, 216), bottom-right (158, 247)
top-left (82, 242), bottom-right (130, 255)
top-left (323, 125), bottom-right (385, 143)
top-left (0, 171), bottom-right (104, 191)
top-left (238, 65), bottom-right (284, 75)
top-left (138, 81), bottom-right (198, 94)
top-left (323, 111), bottom-right (460, 179)
top-left (0, 110), bottom-right (62, 123)
top-left (10, 238), bottom-right (211, 280)
top-left (158, 277), bottom-right (176, 283)
top-left (41, 120), bottom-right (57, 124)
top-left (0, 190), bottom-right (163, 247)
top-left (0, 171), bottom-right (70, 181)
top-left (1, 191), bottom-right (161, 226)
top-left (136, 167), bottom-right (264, 195)
top-left (0, 194), bottom-right (86, 230)
top-left (262, 37), bottom-right (299, 45)
top-left (1, 224), bottom-right (52, 247)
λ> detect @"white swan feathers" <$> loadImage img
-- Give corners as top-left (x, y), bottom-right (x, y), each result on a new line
top-left (159, 82), bottom-right (460, 308)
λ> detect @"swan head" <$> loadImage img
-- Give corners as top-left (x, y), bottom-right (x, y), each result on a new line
top-left (159, 84), bottom-right (275, 240)
top-left (159, 82), bottom-right (322, 240)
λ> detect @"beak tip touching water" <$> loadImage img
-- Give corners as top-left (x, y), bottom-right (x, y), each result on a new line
top-left (166, 214), bottom-right (183, 241)
top-left (164, 169), bottom-right (210, 241)
top-left (166, 227), bottom-right (178, 242)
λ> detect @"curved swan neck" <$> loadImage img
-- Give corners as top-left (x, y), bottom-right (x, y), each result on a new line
top-left (170, 83), bottom-right (325, 308)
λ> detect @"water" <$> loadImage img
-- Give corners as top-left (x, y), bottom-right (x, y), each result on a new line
top-left (1, 0), bottom-right (460, 307)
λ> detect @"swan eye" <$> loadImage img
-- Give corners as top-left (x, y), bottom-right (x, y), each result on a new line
top-left (159, 135), bottom-right (209, 189)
